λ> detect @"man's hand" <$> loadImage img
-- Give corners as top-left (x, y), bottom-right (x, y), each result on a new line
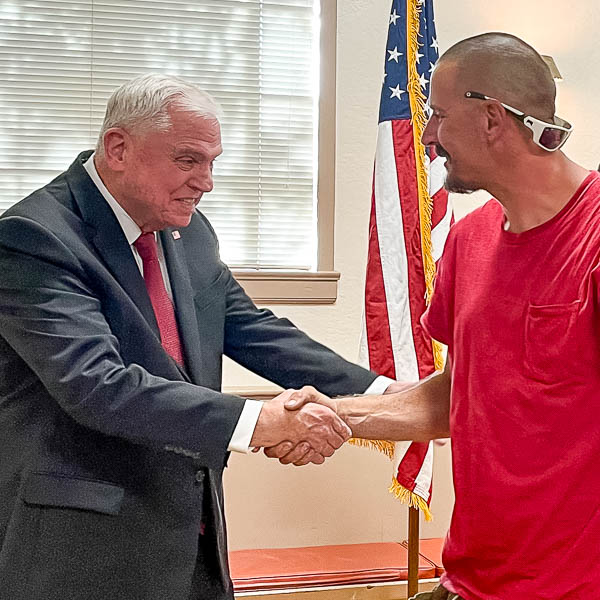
top-left (250, 387), bottom-right (350, 466)
top-left (259, 386), bottom-right (342, 466)
top-left (284, 385), bottom-right (338, 412)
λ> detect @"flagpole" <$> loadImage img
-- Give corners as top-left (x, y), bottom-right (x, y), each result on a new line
top-left (407, 506), bottom-right (420, 598)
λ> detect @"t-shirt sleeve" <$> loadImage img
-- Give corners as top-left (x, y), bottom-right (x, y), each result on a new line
top-left (421, 226), bottom-right (456, 348)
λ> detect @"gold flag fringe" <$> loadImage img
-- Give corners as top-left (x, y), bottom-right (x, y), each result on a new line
top-left (349, 437), bottom-right (395, 460)
top-left (390, 477), bottom-right (433, 521)
top-left (406, 0), bottom-right (444, 373)
top-left (406, 0), bottom-right (434, 311)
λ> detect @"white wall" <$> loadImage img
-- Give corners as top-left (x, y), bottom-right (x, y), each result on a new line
top-left (224, 0), bottom-right (600, 550)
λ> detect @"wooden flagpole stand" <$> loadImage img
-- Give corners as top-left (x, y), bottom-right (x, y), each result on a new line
top-left (407, 506), bottom-right (420, 598)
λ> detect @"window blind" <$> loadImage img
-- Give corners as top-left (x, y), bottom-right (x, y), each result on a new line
top-left (0, 0), bottom-right (318, 269)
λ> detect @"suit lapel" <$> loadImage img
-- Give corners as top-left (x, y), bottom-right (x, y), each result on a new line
top-left (66, 152), bottom-right (159, 335)
top-left (160, 229), bottom-right (204, 383)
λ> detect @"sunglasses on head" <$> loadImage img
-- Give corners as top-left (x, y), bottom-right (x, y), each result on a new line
top-left (464, 91), bottom-right (573, 152)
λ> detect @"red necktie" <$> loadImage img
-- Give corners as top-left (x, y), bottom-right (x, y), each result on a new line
top-left (134, 232), bottom-right (185, 365)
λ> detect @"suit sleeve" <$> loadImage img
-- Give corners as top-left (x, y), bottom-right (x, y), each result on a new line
top-left (221, 270), bottom-right (378, 396)
top-left (0, 216), bottom-right (244, 470)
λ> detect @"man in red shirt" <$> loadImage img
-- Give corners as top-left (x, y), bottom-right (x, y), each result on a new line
top-left (279, 32), bottom-right (600, 599)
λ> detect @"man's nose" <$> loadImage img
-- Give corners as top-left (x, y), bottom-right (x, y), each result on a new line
top-left (188, 165), bottom-right (214, 193)
top-left (421, 118), bottom-right (437, 147)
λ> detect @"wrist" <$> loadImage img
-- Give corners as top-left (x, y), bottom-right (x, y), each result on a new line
top-left (332, 398), bottom-right (348, 427)
top-left (333, 395), bottom-right (369, 437)
top-left (250, 401), bottom-right (284, 447)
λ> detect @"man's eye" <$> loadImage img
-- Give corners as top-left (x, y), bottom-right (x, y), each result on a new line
top-left (178, 158), bottom-right (194, 169)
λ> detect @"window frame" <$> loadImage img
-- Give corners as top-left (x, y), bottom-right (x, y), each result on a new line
top-left (233, 0), bottom-right (338, 305)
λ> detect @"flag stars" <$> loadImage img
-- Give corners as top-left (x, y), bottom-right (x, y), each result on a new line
top-left (388, 46), bottom-right (403, 62)
top-left (389, 9), bottom-right (400, 26)
top-left (415, 50), bottom-right (424, 64)
top-left (389, 84), bottom-right (406, 100)
top-left (431, 37), bottom-right (439, 52)
top-left (419, 72), bottom-right (429, 89)
top-left (429, 61), bottom-right (436, 73)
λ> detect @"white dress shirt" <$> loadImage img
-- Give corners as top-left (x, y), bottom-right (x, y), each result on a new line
top-left (83, 153), bottom-right (391, 453)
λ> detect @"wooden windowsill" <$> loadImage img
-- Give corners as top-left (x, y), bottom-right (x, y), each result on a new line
top-left (233, 270), bottom-right (340, 305)
top-left (222, 386), bottom-right (281, 401)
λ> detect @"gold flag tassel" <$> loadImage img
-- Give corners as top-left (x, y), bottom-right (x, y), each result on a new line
top-left (406, 0), bottom-right (444, 372)
top-left (349, 437), bottom-right (395, 460)
top-left (390, 478), bottom-right (433, 521)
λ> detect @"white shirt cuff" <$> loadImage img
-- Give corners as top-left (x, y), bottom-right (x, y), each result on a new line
top-left (364, 375), bottom-right (395, 395)
top-left (227, 399), bottom-right (264, 453)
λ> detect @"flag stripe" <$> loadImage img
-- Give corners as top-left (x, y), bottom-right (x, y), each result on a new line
top-left (412, 442), bottom-right (434, 499)
top-left (392, 120), bottom-right (435, 381)
top-left (395, 441), bottom-right (429, 484)
top-left (431, 194), bottom-right (453, 262)
top-left (364, 172), bottom-right (397, 378)
top-left (429, 158), bottom-right (448, 220)
top-left (393, 441), bottom-right (433, 500)
top-left (372, 120), bottom-right (419, 382)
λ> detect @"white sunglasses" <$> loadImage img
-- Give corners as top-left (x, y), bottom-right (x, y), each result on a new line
top-left (464, 91), bottom-right (573, 152)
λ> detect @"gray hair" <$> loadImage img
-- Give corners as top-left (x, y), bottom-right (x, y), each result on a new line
top-left (95, 73), bottom-right (223, 153)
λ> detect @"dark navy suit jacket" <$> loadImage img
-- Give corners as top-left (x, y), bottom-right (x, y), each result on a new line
top-left (0, 152), bottom-right (377, 600)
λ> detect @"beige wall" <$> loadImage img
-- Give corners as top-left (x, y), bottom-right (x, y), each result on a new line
top-left (224, 0), bottom-right (600, 550)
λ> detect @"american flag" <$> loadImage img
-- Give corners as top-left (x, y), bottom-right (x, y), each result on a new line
top-left (357, 0), bottom-right (452, 520)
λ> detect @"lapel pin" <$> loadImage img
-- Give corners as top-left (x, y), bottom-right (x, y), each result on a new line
top-left (172, 230), bottom-right (181, 240)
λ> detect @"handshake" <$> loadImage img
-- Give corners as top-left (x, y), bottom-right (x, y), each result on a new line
top-left (249, 382), bottom-right (410, 467)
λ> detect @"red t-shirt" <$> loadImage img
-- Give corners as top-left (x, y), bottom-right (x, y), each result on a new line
top-left (422, 171), bottom-right (600, 600)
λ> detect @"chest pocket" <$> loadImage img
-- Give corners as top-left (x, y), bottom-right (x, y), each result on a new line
top-left (524, 300), bottom-right (581, 383)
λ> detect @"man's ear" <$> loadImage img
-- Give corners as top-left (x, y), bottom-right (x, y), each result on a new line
top-left (102, 127), bottom-right (130, 172)
top-left (483, 102), bottom-right (505, 142)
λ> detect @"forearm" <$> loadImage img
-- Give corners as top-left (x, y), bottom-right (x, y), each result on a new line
top-left (223, 274), bottom-right (377, 396)
top-left (334, 369), bottom-right (451, 441)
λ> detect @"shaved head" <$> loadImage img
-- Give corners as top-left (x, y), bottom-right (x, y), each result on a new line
top-left (421, 32), bottom-right (565, 196)
top-left (438, 32), bottom-right (556, 121)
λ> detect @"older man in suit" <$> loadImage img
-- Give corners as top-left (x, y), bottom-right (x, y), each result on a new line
top-left (0, 74), bottom-right (390, 600)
